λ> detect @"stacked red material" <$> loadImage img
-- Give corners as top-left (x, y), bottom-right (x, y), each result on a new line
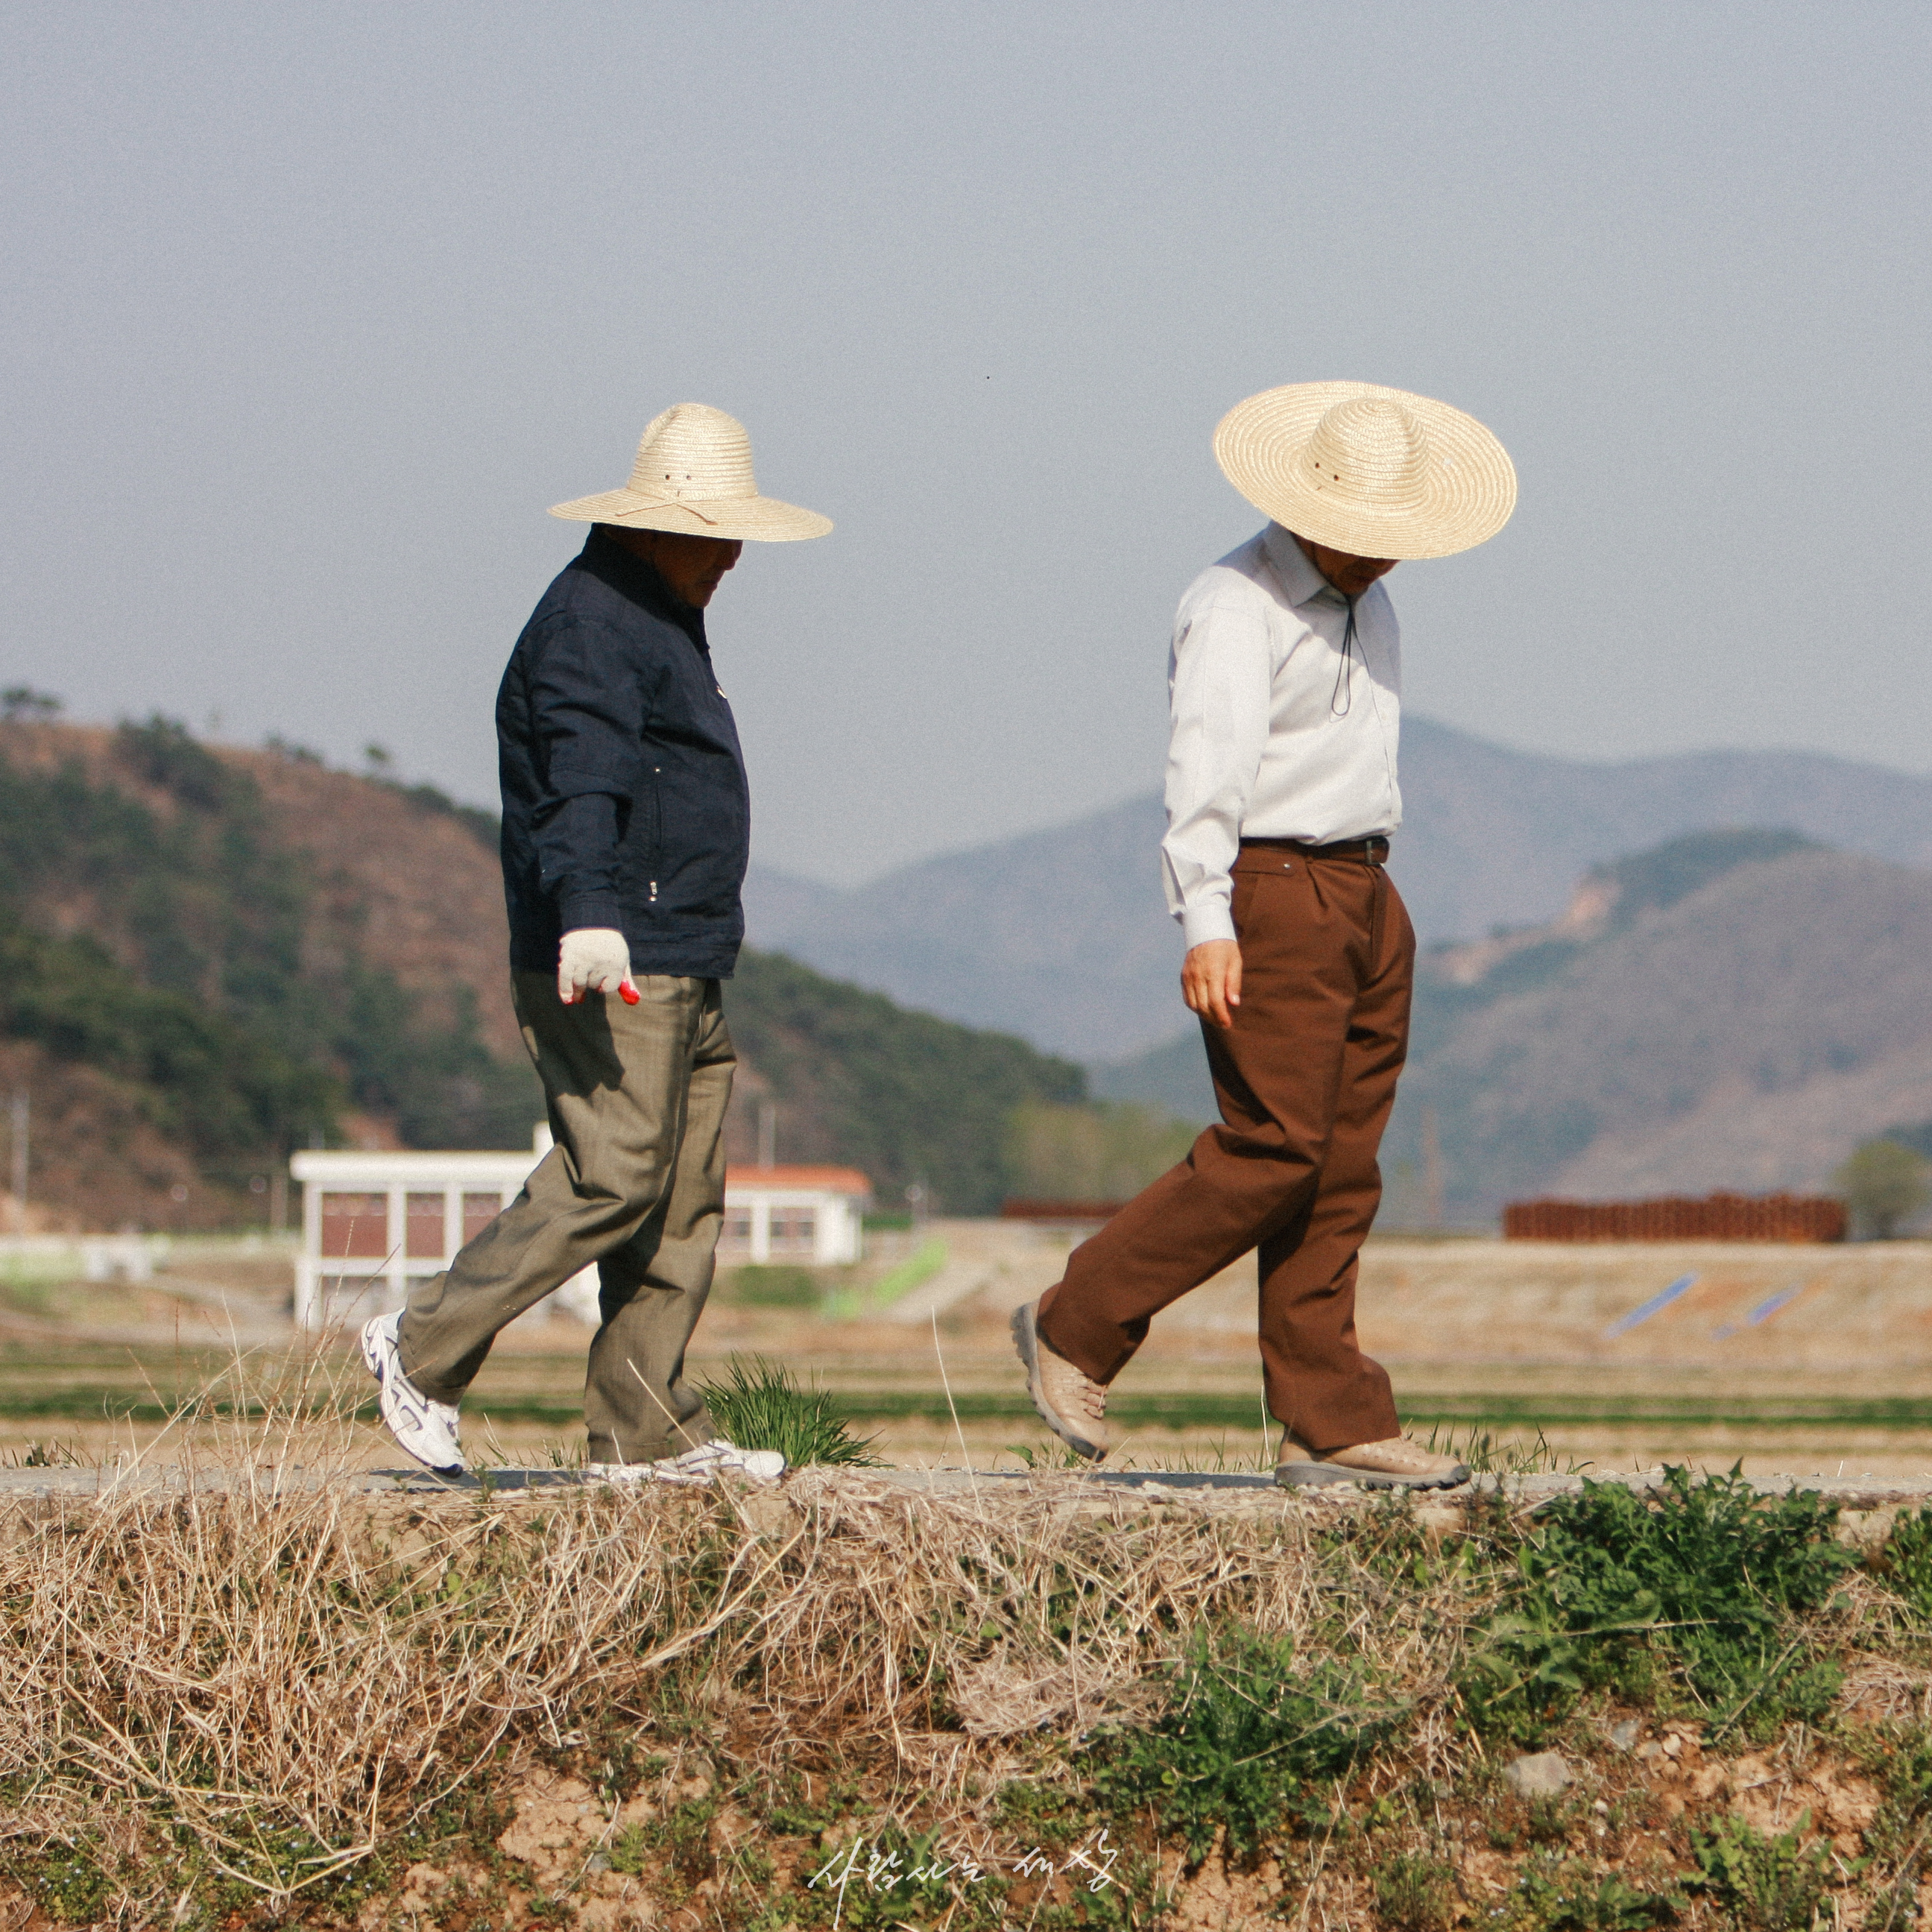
top-left (1000, 1199), bottom-right (1127, 1223)
top-left (1503, 1193), bottom-right (1846, 1243)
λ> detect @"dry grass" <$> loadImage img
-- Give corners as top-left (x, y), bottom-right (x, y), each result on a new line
top-left (0, 1383), bottom-right (1502, 1921)
top-left (7, 1382), bottom-right (1932, 1927)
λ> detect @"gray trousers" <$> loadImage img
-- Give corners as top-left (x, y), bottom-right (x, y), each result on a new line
top-left (398, 970), bottom-right (733, 1464)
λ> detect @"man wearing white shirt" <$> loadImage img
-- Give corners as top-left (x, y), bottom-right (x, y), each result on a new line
top-left (1011, 382), bottom-right (1516, 1489)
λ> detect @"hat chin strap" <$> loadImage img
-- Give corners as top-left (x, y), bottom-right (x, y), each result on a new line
top-left (620, 498), bottom-right (722, 528)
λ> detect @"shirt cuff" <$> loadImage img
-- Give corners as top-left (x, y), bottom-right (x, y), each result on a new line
top-left (1181, 902), bottom-right (1238, 950)
top-left (559, 893), bottom-right (623, 934)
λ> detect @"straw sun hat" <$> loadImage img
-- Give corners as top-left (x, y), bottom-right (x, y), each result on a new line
top-left (549, 402), bottom-right (832, 542)
top-left (1213, 381), bottom-right (1515, 561)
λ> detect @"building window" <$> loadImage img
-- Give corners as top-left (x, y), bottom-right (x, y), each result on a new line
top-left (405, 1193), bottom-right (446, 1258)
top-left (321, 1193), bottom-right (389, 1259)
top-left (770, 1210), bottom-right (816, 1251)
top-left (463, 1192), bottom-right (503, 1246)
top-left (722, 1212), bottom-right (754, 1246)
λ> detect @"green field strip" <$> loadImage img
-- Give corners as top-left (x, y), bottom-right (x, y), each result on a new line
top-left (792, 1391), bottom-right (1932, 1431)
top-left (12, 1386), bottom-right (1932, 1433)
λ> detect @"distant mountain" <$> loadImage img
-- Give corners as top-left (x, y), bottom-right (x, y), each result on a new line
top-left (1393, 720), bottom-right (1932, 942)
top-left (749, 717), bottom-right (1932, 1061)
top-left (0, 722), bottom-right (1085, 1225)
top-left (751, 794), bottom-right (1181, 1061)
top-left (1383, 841), bottom-right (1932, 1219)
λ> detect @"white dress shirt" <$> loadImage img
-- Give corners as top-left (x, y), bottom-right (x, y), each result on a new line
top-left (1161, 523), bottom-right (1402, 949)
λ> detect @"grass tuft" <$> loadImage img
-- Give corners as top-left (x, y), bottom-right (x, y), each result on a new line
top-left (695, 1354), bottom-right (883, 1466)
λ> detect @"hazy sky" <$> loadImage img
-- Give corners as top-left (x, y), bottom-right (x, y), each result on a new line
top-left (4, 3), bottom-right (1927, 886)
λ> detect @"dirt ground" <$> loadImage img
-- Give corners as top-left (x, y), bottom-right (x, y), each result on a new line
top-left (5, 1222), bottom-right (1931, 1480)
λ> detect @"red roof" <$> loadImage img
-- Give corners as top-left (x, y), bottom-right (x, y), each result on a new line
top-left (724, 1165), bottom-right (872, 1196)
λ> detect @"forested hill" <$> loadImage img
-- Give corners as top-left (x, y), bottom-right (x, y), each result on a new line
top-left (0, 718), bottom-right (1082, 1228)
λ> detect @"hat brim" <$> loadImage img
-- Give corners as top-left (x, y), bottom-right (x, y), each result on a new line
top-left (1213, 381), bottom-right (1515, 561)
top-left (548, 486), bottom-right (832, 542)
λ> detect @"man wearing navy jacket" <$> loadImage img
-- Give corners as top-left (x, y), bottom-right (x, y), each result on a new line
top-left (361, 404), bottom-right (831, 1481)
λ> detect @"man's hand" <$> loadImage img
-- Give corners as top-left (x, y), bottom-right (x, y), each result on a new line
top-left (558, 927), bottom-right (639, 1006)
top-left (1181, 939), bottom-right (1243, 1029)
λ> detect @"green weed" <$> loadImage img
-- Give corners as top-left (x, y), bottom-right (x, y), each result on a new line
top-left (1093, 1620), bottom-right (1399, 1863)
top-left (1462, 1466), bottom-right (1854, 1743)
top-left (1876, 1504), bottom-right (1932, 1620)
top-left (18, 1843), bottom-right (113, 1922)
top-left (1866, 1872), bottom-right (1922, 1932)
top-left (994, 1776), bottom-right (1102, 1853)
top-left (695, 1355), bottom-right (883, 1467)
top-left (1684, 1811), bottom-right (1829, 1930)
top-left (1846, 1723), bottom-right (1932, 1919)
top-left (1372, 1846), bottom-right (1457, 1930)
top-left (760, 1767), bottom-right (868, 1840)
top-left (605, 1820), bottom-right (653, 1876)
top-left (1506, 1847), bottom-right (1682, 1928)
top-left (605, 1790), bottom-right (723, 1899)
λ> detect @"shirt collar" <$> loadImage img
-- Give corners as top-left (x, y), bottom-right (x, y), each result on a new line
top-left (1261, 523), bottom-right (1348, 610)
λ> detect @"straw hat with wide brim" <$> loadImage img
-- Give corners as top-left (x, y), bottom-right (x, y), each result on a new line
top-left (1213, 381), bottom-right (1515, 561)
top-left (549, 402), bottom-right (832, 542)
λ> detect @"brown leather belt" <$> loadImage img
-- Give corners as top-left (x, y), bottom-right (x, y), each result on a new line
top-left (1240, 836), bottom-right (1390, 865)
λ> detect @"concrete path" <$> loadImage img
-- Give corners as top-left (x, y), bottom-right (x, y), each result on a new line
top-left (6, 1461), bottom-right (1931, 1515)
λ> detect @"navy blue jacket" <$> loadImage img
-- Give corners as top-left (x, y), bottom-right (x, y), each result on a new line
top-left (497, 529), bottom-right (749, 979)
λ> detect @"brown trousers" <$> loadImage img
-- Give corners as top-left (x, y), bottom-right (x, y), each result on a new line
top-left (1038, 845), bottom-right (1412, 1452)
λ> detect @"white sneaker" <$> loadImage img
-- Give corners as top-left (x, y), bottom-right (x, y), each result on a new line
top-left (360, 1313), bottom-right (464, 1475)
top-left (585, 1439), bottom-right (786, 1486)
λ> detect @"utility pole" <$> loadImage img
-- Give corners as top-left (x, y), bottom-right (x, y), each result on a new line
top-left (1421, 1103), bottom-right (1445, 1231)
top-left (7, 1090), bottom-right (25, 1230)
top-left (757, 1098), bottom-right (777, 1169)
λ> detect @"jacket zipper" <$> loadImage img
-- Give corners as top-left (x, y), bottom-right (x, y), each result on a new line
top-left (648, 765), bottom-right (661, 900)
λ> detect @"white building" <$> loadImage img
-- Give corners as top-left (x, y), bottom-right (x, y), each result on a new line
top-left (719, 1165), bottom-right (872, 1266)
top-left (291, 1137), bottom-right (871, 1328)
top-left (291, 1127), bottom-right (596, 1330)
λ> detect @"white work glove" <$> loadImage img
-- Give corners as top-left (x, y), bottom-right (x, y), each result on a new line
top-left (558, 928), bottom-right (639, 1006)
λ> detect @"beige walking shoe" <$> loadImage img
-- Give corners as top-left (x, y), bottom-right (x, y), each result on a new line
top-left (1011, 1301), bottom-right (1111, 1461)
top-left (1275, 1433), bottom-right (1469, 1491)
